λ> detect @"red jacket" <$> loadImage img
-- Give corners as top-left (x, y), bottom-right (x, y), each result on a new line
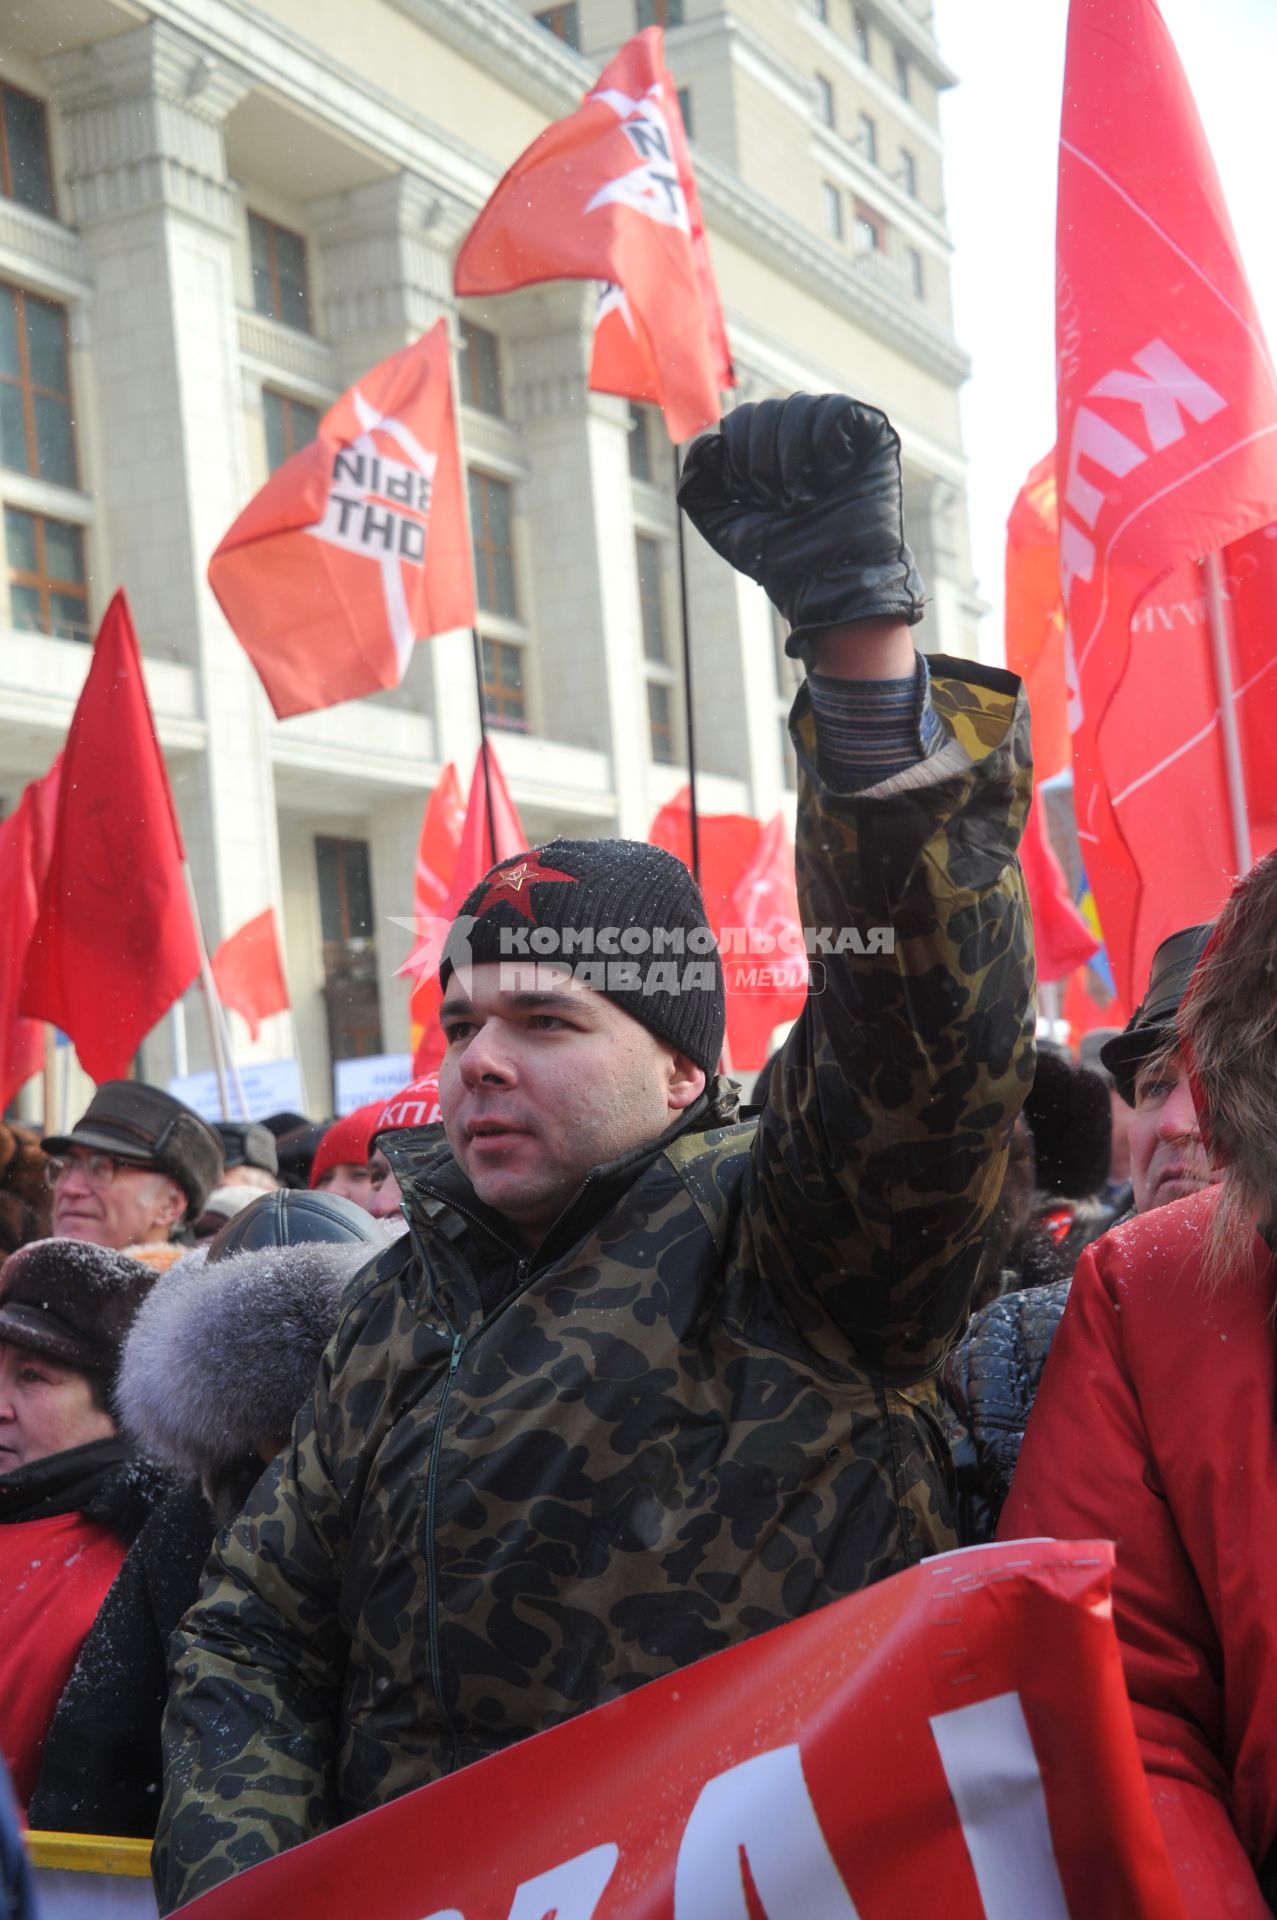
top-left (1000, 1187), bottom-right (1277, 1918)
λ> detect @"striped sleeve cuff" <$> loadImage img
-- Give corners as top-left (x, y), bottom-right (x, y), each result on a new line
top-left (806, 653), bottom-right (944, 792)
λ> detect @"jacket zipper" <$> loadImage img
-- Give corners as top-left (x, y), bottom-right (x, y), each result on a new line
top-left (413, 1179), bottom-right (598, 1773)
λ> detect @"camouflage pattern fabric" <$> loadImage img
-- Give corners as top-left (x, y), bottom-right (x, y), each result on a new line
top-left (154, 657), bottom-right (1034, 1912)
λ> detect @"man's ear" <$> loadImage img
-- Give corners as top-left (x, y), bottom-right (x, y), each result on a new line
top-left (666, 1052), bottom-right (707, 1111)
top-left (154, 1178), bottom-right (187, 1233)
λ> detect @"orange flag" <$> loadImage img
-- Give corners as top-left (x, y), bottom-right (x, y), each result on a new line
top-left (406, 764), bottom-right (465, 1056)
top-left (455, 30), bottom-right (733, 443)
top-left (211, 908), bottom-right (290, 1044)
top-left (209, 321), bottom-right (475, 719)
top-left (20, 592), bottom-right (200, 1083)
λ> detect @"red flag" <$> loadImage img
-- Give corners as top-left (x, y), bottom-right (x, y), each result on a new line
top-left (1057, 0), bottom-right (1277, 1005)
top-left (19, 592), bottom-right (201, 1084)
top-left (649, 794), bottom-right (805, 1072)
top-left (174, 1541), bottom-right (1186, 1920)
top-left (406, 765), bottom-right (465, 1057)
top-left (208, 321), bottom-right (475, 720)
top-left (0, 759), bottom-right (61, 1110)
top-left (211, 909), bottom-right (290, 1044)
top-left (1020, 794), bottom-right (1100, 984)
top-left (402, 746), bottom-right (526, 1077)
top-left (455, 29), bottom-right (733, 443)
top-left (1005, 451), bottom-right (1071, 784)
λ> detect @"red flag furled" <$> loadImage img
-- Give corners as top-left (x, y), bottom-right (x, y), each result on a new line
top-left (402, 746), bottom-right (526, 1077)
top-left (454, 29), bottom-right (734, 443)
top-left (211, 909), bottom-right (290, 1044)
top-left (406, 764), bottom-right (465, 1058)
top-left (1005, 451), bottom-right (1071, 784)
top-left (0, 758), bottom-right (61, 1109)
top-left (650, 792), bottom-right (806, 1072)
top-left (19, 592), bottom-right (200, 1084)
top-left (1057, 0), bottom-right (1277, 1004)
top-left (1020, 794), bottom-right (1100, 985)
top-left (209, 321), bottom-right (475, 720)
top-left (174, 1540), bottom-right (1186, 1920)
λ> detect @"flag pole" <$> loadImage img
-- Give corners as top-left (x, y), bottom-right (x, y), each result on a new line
top-left (181, 862), bottom-right (232, 1120)
top-left (469, 628), bottom-right (499, 866)
top-left (213, 991), bottom-right (252, 1123)
top-left (42, 1025), bottom-right (57, 1134)
top-left (672, 442), bottom-right (701, 885)
top-left (1202, 551), bottom-right (1253, 875)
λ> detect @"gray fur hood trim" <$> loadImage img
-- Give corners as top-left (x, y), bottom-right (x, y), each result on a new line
top-left (116, 1242), bottom-right (372, 1476)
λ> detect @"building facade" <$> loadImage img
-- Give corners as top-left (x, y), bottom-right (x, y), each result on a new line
top-left (0, 0), bottom-right (980, 1117)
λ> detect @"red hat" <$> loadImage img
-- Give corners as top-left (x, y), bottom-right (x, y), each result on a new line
top-left (308, 1105), bottom-right (382, 1189)
top-left (372, 1076), bottom-right (441, 1142)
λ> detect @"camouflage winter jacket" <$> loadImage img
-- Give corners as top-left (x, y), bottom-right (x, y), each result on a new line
top-left (155, 659), bottom-right (1033, 1911)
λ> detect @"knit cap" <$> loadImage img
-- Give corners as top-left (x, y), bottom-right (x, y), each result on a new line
top-left (439, 840), bottom-right (726, 1076)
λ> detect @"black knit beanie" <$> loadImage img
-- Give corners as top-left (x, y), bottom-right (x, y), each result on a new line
top-left (438, 840), bottom-right (726, 1075)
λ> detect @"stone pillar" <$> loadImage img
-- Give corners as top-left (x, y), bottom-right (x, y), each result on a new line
top-left (46, 25), bottom-right (289, 1086)
top-left (504, 283), bottom-right (649, 836)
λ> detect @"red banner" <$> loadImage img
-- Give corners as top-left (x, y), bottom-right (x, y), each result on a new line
top-left (0, 757), bottom-right (60, 1109)
top-left (1056, 0), bottom-right (1277, 1006)
top-left (178, 1540), bottom-right (1185, 1920)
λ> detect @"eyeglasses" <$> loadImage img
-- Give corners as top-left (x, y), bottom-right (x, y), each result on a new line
top-left (44, 1151), bottom-right (161, 1190)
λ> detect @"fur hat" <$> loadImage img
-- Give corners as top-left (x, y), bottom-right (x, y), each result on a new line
top-left (115, 1239), bottom-right (369, 1479)
top-left (0, 1121), bottom-right (52, 1256)
top-left (1022, 1047), bottom-right (1112, 1200)
top-left (0, 1239), bottom-right (156, 1384)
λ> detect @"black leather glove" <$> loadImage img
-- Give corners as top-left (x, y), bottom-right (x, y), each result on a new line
top-left (676, 393), bottom-right (925, 650)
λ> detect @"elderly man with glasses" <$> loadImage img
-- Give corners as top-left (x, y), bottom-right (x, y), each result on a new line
top-left (42, 1084), bottom-right (223, 1256)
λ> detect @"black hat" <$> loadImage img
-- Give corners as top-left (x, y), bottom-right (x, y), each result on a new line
top-left (213, 1121), bottom-right (279, 1177)
top-left (1022, 1049), bottom-right (1112, 1199)
top-left (203, 1187), bottom-right (383, 1261)
top-left (42, 1082), bottom-right (223, 1218)
top-left (439, 840), bottom-right (726, 1077)
top-left (1100, 924), bottom-right (1213, 1106)
top-left (0, 1239), bottom-right (156, 1382)
top-left (677, 392), bottom-right (925, 653)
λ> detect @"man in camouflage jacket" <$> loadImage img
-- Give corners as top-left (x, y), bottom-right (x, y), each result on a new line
top-left (155, 396), bottom-right (1034, 1911)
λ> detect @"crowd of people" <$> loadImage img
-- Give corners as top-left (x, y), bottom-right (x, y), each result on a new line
top-left (0, 394), bottom-right (1271, 1919)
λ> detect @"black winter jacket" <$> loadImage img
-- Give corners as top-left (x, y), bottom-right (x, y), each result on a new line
top-left (942, 1278), bottom-right (1070, 1542)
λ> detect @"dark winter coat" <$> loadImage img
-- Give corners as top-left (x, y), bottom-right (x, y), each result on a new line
top-left (155, 661), bottom-right (1035, 1913)
top-left (942, 1278), bottom-right (1071, 1542)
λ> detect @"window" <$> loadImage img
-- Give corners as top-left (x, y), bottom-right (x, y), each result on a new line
top-left (853, 7), bottom-right (870, 61)
top-left (676, 87), bottom-right (694, 140)
top-left (481, 638), bottom-right (528, 733)
top-left (468, 469), bottom-right (517, 618)
top-left (815, 75), bottom-right (835, 129)
top-left (534, 3), bottom-right (580, 46)
top-left (315, 835), bottom-right (383, 1065)
top-left (636, 536), bottom-right (666, 662)
top-left (0, 282), bottom-right (75, 486)
top-left (647, 681), bottom-right (675, 764)
top-left (637, 0), bottom-right (683, 25)
top-left (899, 148), bottom-right (917, 197)
top-left (854, 208), bottom-right (884, 254)
top-left (263, 389), bottom-right (319, 472)
top-left (5, 506), bottom-right (87, 641)
top-left (906, 245), bottom-right (925, 299)
top-left (894, 46), bottom-right (911, 100)
top-left (248, 212), bottom-right (311, 331)
top-left (461, 320), bottom-right (504, 417)
top-left (821, 181), bottom-right (843, 240)
top-left (628, 403), bottom-right (653, 484)
top-left (0, 85), bottom-right (54, 219)
top-left (778, 714), bottom-right (797, 791)
top-left (811, 0), bottom-right (828, 21)
top-left (857, 111), bottom-right (877, 166)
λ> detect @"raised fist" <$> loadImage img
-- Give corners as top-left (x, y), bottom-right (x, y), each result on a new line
top-left (676, 393), bottom-right (925, 650)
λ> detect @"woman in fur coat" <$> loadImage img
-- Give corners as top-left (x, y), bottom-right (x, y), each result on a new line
top-left (28, 1193), bottom-right (380, 1838)
top-left (1000, 847), bottom-right (1277, 1917)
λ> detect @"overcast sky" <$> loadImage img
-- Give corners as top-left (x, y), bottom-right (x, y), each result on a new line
top-left (933, 0), bottom-right (1277, 662)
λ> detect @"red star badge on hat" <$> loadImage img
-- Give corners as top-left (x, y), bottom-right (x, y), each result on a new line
top-left (473, 856), bottom-right (578, 923)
